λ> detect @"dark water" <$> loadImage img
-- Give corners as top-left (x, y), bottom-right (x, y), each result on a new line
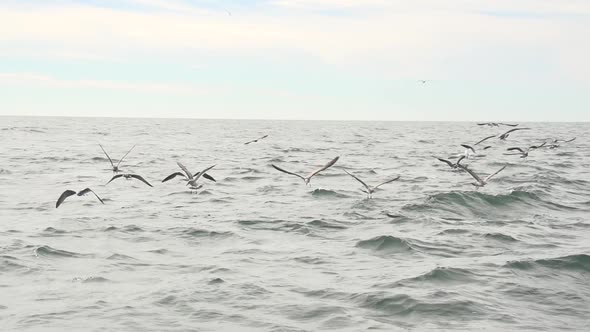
top-left (1, 117), bottom-right (589, 331)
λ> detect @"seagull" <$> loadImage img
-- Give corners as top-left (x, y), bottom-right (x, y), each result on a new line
top-left (107, 173), bottom-right (153, 187)
top-left (545, 137), bottom-right (576, 149)
top-left (162, 162), bottom-right (217, 182)
top-left (458, 164), bottom-right (507, 188)
top-left (99, 144), bottom-right (136, 173)
top-left (477, 122), bottom-right (518, 127)
top-left (162, 171), bottom-right (216, 183)
top-left (505, 142), bottom-right (546, 158)
top-left (56, 188), bottom-right (104, 208)
top-left (176, 162), bottom-right (216, 190)
top-left (271, 156), bottom-right (339, 185)
top-left (499, 128), bottom-right (530, 140)
top-left (244, 134), bottom-right (268, 145)
top-left (436, 155), bottom-right (466, 169)
top-left (343, 170), bottom-right (400, 198)
top-left (457, 135), bottom-right (495, 159)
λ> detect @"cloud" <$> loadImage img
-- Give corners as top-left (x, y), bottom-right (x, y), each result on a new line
top-left (0, 0), bottom-right (588, 81)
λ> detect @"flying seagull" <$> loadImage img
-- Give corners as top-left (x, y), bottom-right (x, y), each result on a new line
top-left (436, 155), bottom-right (466, 169)
top-left (271, 156), bottom-right (339, 185)
top-left (505, 142), bottom-right (546, 158)
top-left (477, 122), bottom-right (518, 127)
top-left (177, 162), bottom-right (216, 190)
top-left (343, 169), bottom-right (400, 198)
top-left (499, 128), bottom-right (530, 140)
top-left (107, 173), bottom-right (153, 187)
top-left (162, 171), bottom-right (216, 183)
top-left (56, 188), bottom-right (104, 208)
top-left (459, 135), bottom-right (496, 157)
top-left (99, 144), bottom-right (136, 173)
top-left (458, 164), bottom-right (507, 188)
top-left (244, 134), bottom-right (268, 145)
top-left (544, 137), bottom-right (576, 149)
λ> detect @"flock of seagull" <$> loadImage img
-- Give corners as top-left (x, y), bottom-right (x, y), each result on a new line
top-left (55, 123), bottom-right (576, 208)
top-left (434, 123), bottom-right (576, 188)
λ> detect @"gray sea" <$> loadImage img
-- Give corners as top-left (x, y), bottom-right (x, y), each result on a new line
top-left (1, 116), bottom-right (589, 331)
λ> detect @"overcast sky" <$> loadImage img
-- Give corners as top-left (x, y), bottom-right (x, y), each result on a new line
top-left (1, 0), bottom-right (589, 121)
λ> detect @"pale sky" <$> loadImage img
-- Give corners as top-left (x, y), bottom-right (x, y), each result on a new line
top-left (1, 0), bottom-right (589, 121)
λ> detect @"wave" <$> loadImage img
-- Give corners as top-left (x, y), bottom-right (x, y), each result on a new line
top-left (505, 254), bottom-right (590, 272)
top-left (484, 232), bottom-right (518, 242)
top-left (34, 245), bottom-right (93, 258)
top-left (352, 291), bottom-right (483, 317)
top-left (311, 189), bottom-right (348, 198)
top-left (178, 227), bottom-right (234, 239)
top-left (381, 267), bottom-right (477, 287)
top-left (72, 276), bottom-right (111, 283)
top-left (403, 190), bottom-right (577, 218)
top-left (356, 235), bottom-right (413, 253)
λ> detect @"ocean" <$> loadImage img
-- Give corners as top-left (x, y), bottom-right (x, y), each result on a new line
top-left (1, 116), bottom-right (589, 331)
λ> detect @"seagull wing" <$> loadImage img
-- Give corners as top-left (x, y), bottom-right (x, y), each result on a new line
top-left (56, 190), bottom-right (76, 208)
top-left (476, 123), bottom-right (489, 126)
top-left (436, 157), bottom-right (454, 168)
top-left (177, 162), bottom-right (193, 179)
top-left (129, 174), bottom-right (153, 187)
top-left (373, 176), bottom-right (401, 190)
top-left (192, 165), bottom-right (216, 183)
top-left (194, 172), bottom-right (216, 182)
top-left (343, 169), bottom-right (371, 192)
top-left (507, 147), bottom-right (525, 153)
top-left (305, 156), bottom-right (339, 180)
top-left (77, 188), bottom-right (105, 204)
top-left (162, 172), bottom-right (186, 183)
top-left (99, 144), bottom-right (114, 168)
top-left (459, 165), bottom-right (483, 184)
top-left (106, 174), bottom-right (123, 185)
top-left (116, 144), bottom-right (136, 167)
top-left (529, 142), bottom-right (546, 150)
top-left (461, 144), bottom-right (476, 154)
top-left (485, 165), bottom-right (507, 182)
top-left (271, 164), bottom-right (305, 181)
top-left (559, 137), bottom-right (576, 143)
top-left (244, 139), bottom-right (255, 145)
top-left (499, 123), bottom-right (518, 127)
top-left (474, 135), bottom-right (496, 145)
top-left (456, 155), bottom-right (466, 165)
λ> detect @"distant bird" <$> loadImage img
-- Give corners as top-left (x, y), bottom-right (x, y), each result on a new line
top-left (56, 188), bottom-right (104, 208)
top-left (99, 144), bottom-right (136, 173)
top-left (107, 173), bottom-right (153, 187)
top-left (224, 8), bottom-right (231, 16)
top-left (499, 128), bottom-right (530, 140)
top-left (436, 155), bottom-right (466, 169)
top-left (176, 162), bottom-right (216, 190)
top-left (477, 122), bottom-right (518, 127)
top-left (418, 80), bottom-right (427, 84)
top-left (271, 156), bottom-right (339, 185)
top-left (244, 134), bottom-right (268, 145)
top-left (505, 142), bottom-right (546, 158)
top-left (459, 164), bottom-right (507, 188)
top-left (343, 170), bottom-right (400, 198)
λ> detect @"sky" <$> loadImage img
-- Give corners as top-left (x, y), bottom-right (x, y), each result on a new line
top-left (0, 0), bottom-right (589, 121)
